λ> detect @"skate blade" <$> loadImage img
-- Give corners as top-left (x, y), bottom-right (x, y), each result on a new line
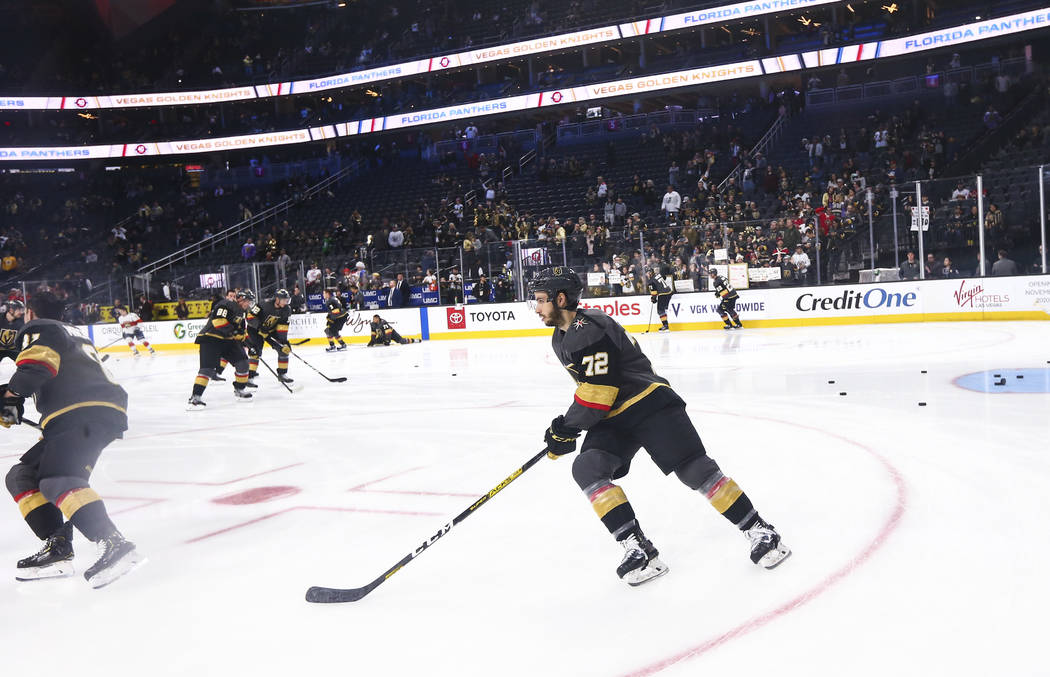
top-left (759, 545), bottom-right (792, 570)
top-left (625, 558), bottom-right (670, 587)
top-left (88, 552), bottom-right (146, 590)
top-left (186, 403), bottom-right (207, 412)
top-left (15, 561), bottom-right (75, 581)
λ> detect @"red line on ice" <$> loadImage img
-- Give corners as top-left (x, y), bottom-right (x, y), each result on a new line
top-left (621, 411), bottom-right (907, 677)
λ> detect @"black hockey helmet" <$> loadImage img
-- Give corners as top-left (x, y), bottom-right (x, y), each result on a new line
top-left (236, 289), bottom-right (256, 302)
top-left (274, 288), bottom-right (291, 301)
top-left (528, 266), bottom-right (584, 309)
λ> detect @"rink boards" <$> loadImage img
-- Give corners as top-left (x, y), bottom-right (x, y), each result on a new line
top-left (87, 275), bottom-right (1050, 351)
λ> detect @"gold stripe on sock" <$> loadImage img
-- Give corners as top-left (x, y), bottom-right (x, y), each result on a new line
top-left (589, 485), bottom-right (627, 519)
top-left (708, 478), bottom-right (744, 514)
top-left (17, 490), bottom-right (48, 518)
top-left (56, 488), bottom-right (102, 519)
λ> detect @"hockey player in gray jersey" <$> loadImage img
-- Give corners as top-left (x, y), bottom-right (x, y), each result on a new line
top-left (530, 266), bottom-right (789, 586)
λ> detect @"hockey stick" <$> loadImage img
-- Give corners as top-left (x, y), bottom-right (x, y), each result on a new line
top-left (642, 300), bottom-right (655, 333)
top-left (289, 349), bottom-right (347, 383)
top-left (97, 335), bottom-right (127, 362)
top-left (290, 338), bottom-right (311, 346)
top-left (305, 448), bottom-right (549, 603)
top-left (256, 356), bottom-right (297, 394)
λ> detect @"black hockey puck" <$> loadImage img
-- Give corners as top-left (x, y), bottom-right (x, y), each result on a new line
top-left (451, 373), bottom-right (457, 376)
top-left (1017, 375), bottom-right (1024, 379)
top-left (994, 374), bottom-right (1001, 378)
top-left (920, 370), bottom-right (927, 374)
top-left (839, 392), bottom-right (847, 396)
top-left (828, 380), bottom-right (835, 384)
top-left (918, 402), bottom-right (927, 406)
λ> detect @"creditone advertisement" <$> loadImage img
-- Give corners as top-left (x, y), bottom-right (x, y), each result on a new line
top-left (4, 9), bottom-right (1050, 161)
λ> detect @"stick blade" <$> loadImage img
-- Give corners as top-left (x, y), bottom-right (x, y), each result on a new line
top-left (328, 377), bottom-right (348, 383)
top-left (305, 585), bottom-right (371, 603)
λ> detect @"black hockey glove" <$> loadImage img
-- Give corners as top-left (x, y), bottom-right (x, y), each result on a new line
top-left (0, 385), bottom-right (25, 428)
top-left (545, 415), bottom-right (581, 459)
top-left (650, 295), bottom-right (658, 304)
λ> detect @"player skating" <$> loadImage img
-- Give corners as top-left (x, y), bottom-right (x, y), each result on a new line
top-left (187, 290), bottom-right (254, 408)
top-left (113, 306), bottom-right (155, 356)
top-left (323, 288), bottom-right (348, 352)
top-left (2, 291), bottom-right (143, 588)
top-left (0, 299), bottom-right (25, 363)
top-left (530, 266), bottom-right (789, 586)
top-left (647, 266), bottom-right (674, 332)
top-left (367, 314), bottom-right (419, 346)
top-left (245, 289), bottom-right (294, 386)
top-left (709, 269), bottom-right (743, 330)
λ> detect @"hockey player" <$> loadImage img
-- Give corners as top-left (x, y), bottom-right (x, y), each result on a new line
top-left (2, 291), bottom-right (142, 588)
top-left (530, 266), bottom-right (789, 586)
top-left (367, 314), bottom-right (419, 346)
top-left (709, 269), bottom-right (743, 330)
top-left (0, 299), bottom-right (25, 362)
top-left (323, 288), bottom-right (348, 352)
top-left (245, 289), bottom-right (294, 385)
top-left (647, 266), bottom-right (674, 332)
top-left (187, 289), bottom-right (255, 408)
top-left (113, 306), bottom-right (155, 356)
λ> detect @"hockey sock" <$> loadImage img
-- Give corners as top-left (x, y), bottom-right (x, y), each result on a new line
top-left (14, 489), bottom-right (65, 540)
top-left (730, 312), bottom-right (741, 326)
top-left (56, 488), bottom-right (118, 542)
top-left (142, 341), bottom-right (151, 349)
top-left (327, 339), bottom-right (335, 347)
top-left (277, 357), bottom-right (288, 372)
top-left (192, 372), bottom-right (210, 396)
top-left (338, 339), bottom-right (346, 346)
top-left (127, 342), bottom-right (136, 351)
top-left (234, 371), bottom-right (249, 388)
top-left (699, 471), bottom-right (760, 530)
top-left (248, 360), bottom-right (259, 377)
top-left (218, 358), bottom-right (228, 373)
top-left (722, 316), bottom-right (733, 327)
top-left (585, 481), bottom-right (638, 539)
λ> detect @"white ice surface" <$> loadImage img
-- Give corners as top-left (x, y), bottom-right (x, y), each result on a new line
top-left (1, 321), bottom-right (1048, 676)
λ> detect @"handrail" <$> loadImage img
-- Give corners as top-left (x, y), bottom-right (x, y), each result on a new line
top-left (138, 160), bottom-right (364, 274)
top-left (716, 112), bottom-right (786, 194)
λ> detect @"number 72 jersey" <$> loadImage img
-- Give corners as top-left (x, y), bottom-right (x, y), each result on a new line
top-left (550, 308), bottom-right (682, 431)
top-left (10, 318), bottom-right (128, 430)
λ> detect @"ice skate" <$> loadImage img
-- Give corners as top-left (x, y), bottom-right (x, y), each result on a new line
top-left (616, 530), bottom-right (668, 586)
top-left (658, 325), bottom-right (669, 332)
top-left (84, 534), bottom-right (143, 589)
top-left (723, 324), bottom-right (734, 331)
top-left (15, 523), bottom-right (75, 581)
top-left (131, 349), bottom-right (140, 356)
top-left (336, 343), bottom-right (347, 351)
top-left (244, 377), bottom-right (259, 388)
top-left (325, 345), bottom-right (338, 353)
top-left (745, 520), bottom-right (791, 569)
top-left (233, 388), bottom-right (253, 401)
top-left (211, 373), bottom-right (227, 382)
top-left (277, 374), bottom-right (294, 383)
top-left (186, 394), bottom-right (207, 411)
